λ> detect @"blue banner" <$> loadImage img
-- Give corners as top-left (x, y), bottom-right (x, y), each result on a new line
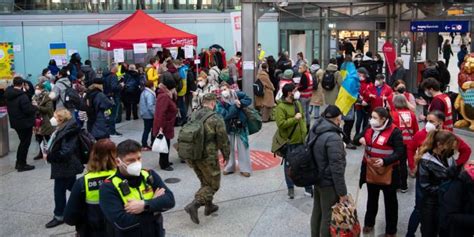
top-left (410, 20), bottom-right (469, 32)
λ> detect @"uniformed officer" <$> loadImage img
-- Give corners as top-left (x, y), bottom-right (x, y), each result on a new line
top-left (184, 93), bottom-right (231, 224)
top-left (64, 138), bottom-right (117, 237)
top-left (99, 139), bottom-right (175, 237)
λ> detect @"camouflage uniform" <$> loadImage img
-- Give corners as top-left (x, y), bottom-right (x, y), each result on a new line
top-left (187, 107), bottom-right (230, 205)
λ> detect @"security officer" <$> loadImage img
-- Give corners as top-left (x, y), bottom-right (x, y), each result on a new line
top-left (184, 93), bottom-right (231, 224)
top-left (99, 139), bottom-right (175, 237)
top-left (64, 138), bottom-right (117, 237)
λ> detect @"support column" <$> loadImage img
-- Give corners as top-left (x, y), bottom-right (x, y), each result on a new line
top-left (426, 32), bottom-right (438, 62)
top-left (241, 2), bottom-right (257, 99)
top-left (368, 31), bottom-right (377, 54)
top-left (320, 8), bottom-right (329, 67)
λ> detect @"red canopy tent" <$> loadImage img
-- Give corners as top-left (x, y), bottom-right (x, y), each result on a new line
top-left (87, 10), bottom-right (197, 51)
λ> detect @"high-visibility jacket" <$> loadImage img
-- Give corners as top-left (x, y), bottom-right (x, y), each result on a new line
top-left (146, 67), bottom-right (159, 88)
top-left (429, 94), bottom-right (454, 131)
top-left (391, 109), bottom-right (419, 145)
top-left (363, 124), bottom-right (398, 164)
top-left (110, 170), bottom-right (154, 204)
top-left (84, 170), bottom-right (117, 204)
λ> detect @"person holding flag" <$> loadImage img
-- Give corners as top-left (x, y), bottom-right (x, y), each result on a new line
top-left (335, 56), bottom-right (360, 149)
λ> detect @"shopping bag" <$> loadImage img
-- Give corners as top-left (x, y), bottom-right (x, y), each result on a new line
top-left (152, 133), bottom-right (169, 153)
top-left (330, 194), bottom-right (361, 237)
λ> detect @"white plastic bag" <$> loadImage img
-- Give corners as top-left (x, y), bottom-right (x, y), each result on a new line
top-left (152, 133), bottom-right (169, 153)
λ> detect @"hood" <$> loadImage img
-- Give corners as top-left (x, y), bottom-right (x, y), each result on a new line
top-left (5, 86), bottom-right (25, 100)
top-left (326, 63), bottom-right (338, 71)
top-left (86, 84), bottom-right (103, 96)
top-left (312, 118), bottom-right (343, 136)
top-left (81, 65), bottom-right (93, 72)
top-left (363, 55), bottom-right (373, 61)
top-left (310, 64), bottom-right (320, 73)
top-left (127, 70), bottom-right (141, 77)
top-left (57, 77), bottom-right (71, 86)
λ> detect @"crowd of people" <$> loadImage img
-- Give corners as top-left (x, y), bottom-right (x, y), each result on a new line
top-left (0, 40), bottom-right (472, 237)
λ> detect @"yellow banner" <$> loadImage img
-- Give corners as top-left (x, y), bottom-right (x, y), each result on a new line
top-left (0, 42), bottom-right (14, 80)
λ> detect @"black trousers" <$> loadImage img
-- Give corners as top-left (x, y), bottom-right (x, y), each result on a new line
top-left (421, 195), bottom-right (440, 237)
top-left (400, 152), bottom-right (408, 190)
top-left (364, 183), bottom-right (398, 235)
top-left (343, 120), bottom-right (355, 144)
top-left (159, 138), bottom-right (171, 169)
top-left (14, 128), bottom-right (33, 166)
top-left (124, 102), bottom-right (138, 120)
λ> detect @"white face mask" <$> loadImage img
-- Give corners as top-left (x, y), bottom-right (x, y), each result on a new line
top-left (197, 81), bottom-right (206, 88)
top-left (293, 91), bottom-right (301, 100)
top-left (374, 80), bottom-right (382, 87)
top-left (369, 118), bottom-right (381, 128)
top-left (221, 90), bottom-right (230, 98)
top-left (425, 122), bottom-right (437, 132)
top-left (50, 117), bottom-right (58, 127)
top-left (35, 90), bottom-right (42, 96)
top-left (121, 160), bottom-right (142, 177)
top-left (424, 90), bottom-right (433, 97)
top-left (46, 72), bottom-right (53, 78)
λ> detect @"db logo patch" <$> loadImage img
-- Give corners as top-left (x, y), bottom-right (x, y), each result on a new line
top-left (376, 136), bottom-right (386, 145)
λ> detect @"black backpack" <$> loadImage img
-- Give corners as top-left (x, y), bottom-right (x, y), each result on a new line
top-left (59, 81), bottom-right (81, 109)
top-left (253, 79), bottom-right (264, 97)
top-left (85, 92), bottom-right (98, 125)
top-left (321, 71), bottom-right (336, 90)
top-left (311, 71), bottom-right (319, 91)
top-left (77, 128), bottom-right (96, 164)
top-left (286, 134), bottom-right (320, 187)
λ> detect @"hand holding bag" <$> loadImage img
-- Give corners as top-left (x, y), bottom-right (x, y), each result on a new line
top-left (152, 133), bottom-right (169, 153)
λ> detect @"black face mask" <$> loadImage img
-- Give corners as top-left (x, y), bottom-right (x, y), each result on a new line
top-left (397, 87), bottom-right (406, 94)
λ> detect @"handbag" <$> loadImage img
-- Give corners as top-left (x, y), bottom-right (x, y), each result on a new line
top-left (152, 133), bottom-right (169, 153)
top-left (330, 194), bottom-right (361, 237)
top-left (271, 103), bottom-right (299, 157)
top-left (366, 157), bottom-right (393, 185)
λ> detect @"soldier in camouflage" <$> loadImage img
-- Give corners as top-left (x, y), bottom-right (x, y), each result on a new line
top-left (184, 93), bottom-right (231, 225)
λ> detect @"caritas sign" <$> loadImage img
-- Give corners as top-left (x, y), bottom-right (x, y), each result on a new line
top-left (171, 38), bottom-right (195, 46)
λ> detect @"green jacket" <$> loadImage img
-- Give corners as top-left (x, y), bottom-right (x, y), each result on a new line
top-left (274, 100), bottom-right (307, 145)
top-left (194, 107), bottom-right (231, 161)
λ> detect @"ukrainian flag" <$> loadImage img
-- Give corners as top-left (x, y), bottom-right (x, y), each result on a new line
top-left (335, 61), bottom-right (360, 115)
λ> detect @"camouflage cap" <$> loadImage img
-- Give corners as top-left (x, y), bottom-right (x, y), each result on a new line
top-left (202, 93), bottom-right (217, 102)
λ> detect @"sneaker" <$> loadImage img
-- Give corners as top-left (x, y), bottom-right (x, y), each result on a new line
top-left (141, 147), bottom-right (151, 151)
top-left (304, 190), bottom-right (313, 197)
top-left (240, 172), bottom-right (251, 177)
top-left (345, 143), bottom-right (357, 150)
top-left (45, 218), bottom-right (64, 228)
top-left (400, 188), bottom-right (408, 193)
top-left (223, 171), bottom-right (234, 175)
top-left (162, 166), bottom-right (174, 171)
top-left (17, 164), bottom-right (35, 172)
top-left (288, 188), bottom-right (295, 199)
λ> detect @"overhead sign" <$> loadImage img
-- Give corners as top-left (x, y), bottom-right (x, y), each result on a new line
top-left (410, 21), bottom-right (469, 32)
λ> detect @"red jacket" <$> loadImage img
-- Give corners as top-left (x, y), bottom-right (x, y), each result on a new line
top-left (406, 129), bottom-right (471, 170)
top-left (363, 83), bottom-right (393, 112)
top-left (355, 80), bottom-right (370, 110)
top-left (391, 109), bottom-right (419, 145)
top-left (153, 89), bottom-right (178, 139)
top-left (429, 94), bottom-right (454, 131)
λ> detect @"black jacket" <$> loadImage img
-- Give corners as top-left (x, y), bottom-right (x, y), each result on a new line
top-left (99, 170), bottom-right (175, 237)
top-left (358, 122), bottom-right (405, 188)
top-left (417, 152), bottom-right (457, 197)
top-left (309, 118), bottom-right (347, 196)
top-left (5, 86), bottom-right (37, 129)
top-left (47, 119), bottom-right (84, 179)
top-left (81, 65), bottom-right (97, 88)
top-left (439, 172), bottom-right (474, 237)
top-left (64, 176), bottom-right (108, 237)
top-left (86, 86), bottom-right (113, 140)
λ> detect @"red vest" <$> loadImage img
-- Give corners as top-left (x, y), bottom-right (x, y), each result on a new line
top-left (364, 124), bottom-right (397, 163)
top-left (430, 94), bottom-right (454, 131)
top-left (300, 71), bottom-right (313, 98)
top-left (391, 109), bottom-right (416, 144)
top-left (387, 92), bottom-right (411, 112)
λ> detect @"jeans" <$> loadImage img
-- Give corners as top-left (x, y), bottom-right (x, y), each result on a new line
top-left (364, 183), bottom-right (398, 235)
top-left (300, 98), bottom-right (311, 127)
top-left (141, 119), bottom-right (154, 147)
top-left (14, 128), bottom-right (33, 166)
top-left (342, 107), bottom-right (355, 143)
top-left (407, 179), bottom-right (423, 237)
top-left (177, 96), bottom-right (188, 124)
top-left (355, 108), bottom-right (369, 135)
top-left (311, 105), bottom-right (321, 120)
top-left (311, 186), bottom-right (338, 237)
top-left (159, 138), bottom-right (171, 169)
top-left (108, 96), bottom-right (120, 134)
top-left (284, 144), bottom-right (312, 192)
top-left (53, 177), bottom-right (76, 218)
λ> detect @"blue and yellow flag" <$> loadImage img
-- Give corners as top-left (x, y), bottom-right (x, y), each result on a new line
top-left (335, 61), bottom-right (360, 115)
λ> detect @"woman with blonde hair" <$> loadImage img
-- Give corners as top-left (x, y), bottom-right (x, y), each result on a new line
top-left (192, 71), bottom-right (217, 111)
top-left (64, 139), bottom-right (117, 237)
top-left (416, 130), bottom-right (458, 237)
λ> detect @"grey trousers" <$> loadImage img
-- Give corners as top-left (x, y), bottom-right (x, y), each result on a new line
top-left (225, 133), bottom-right (252, 173)
top-left (311, 186), bottom-right (338, 237)
top-left (300, 97), bottom-right (311, 127)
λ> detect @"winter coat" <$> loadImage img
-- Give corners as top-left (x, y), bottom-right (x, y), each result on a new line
top-left (146, 66), bottom-right (159, 88)
top-left (81, 65), bottom-right (97, 87)
top-left (388, 66), bottom-right (407, 86)
top-left (255, 70), bottom-right (275, 108)
top-left (5, 86), bottom-right (37, 130)
top-left (322, 64), bottom-right (343, 105)
top-left (123, 71), bottom-right (142, 104)
top-left (310, 69), bottom-right (325, 106)
top-left (47, 119), bottom-right (84, 179)
top-left (32, 91), bottom-right (54, 136)
top-left (228, 63), bottom-right (238, 82)
top-left (139, 88), bottom-right (156, 119)
top-left (51, 77), bottom-right (72, 110)
top-left (443, 44), bottom-right (454, 59)
top-left (439, 172), bottom-right (474, 237)
top-left (192, 83), bottom-right (217, 111)
top-left (208, 66), bottom-right (221, 87)
top-left (103, 72), bottom-right (121, 98)
top-left (363, 83), bottom-right (393, 112)
top-left (217, 91), bottom-right (252, 134)
top-left (418, 152), bottom-right (457, 198)
top-left (309, 118), bottom-right (347, 196)
top-left (37, 76), bottom-right (52, 91)
top-left (48, 64), bottom-right (60, 76)
top-left (86, 85), bottom-right (113, 140)
top-left (152, 87), bottom-right (178, 139)
top-left (458, 49), bottom-right (468, 68)
top-left (359, 57), bottom-right (377, 82)
top-left (274, 100), bottom-right (307, 145)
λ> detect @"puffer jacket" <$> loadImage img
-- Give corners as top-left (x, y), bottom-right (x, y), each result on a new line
top-left (139, 88), bottom-right (156, 119)
top-left (47, 119), bottom-right (84, 179)
top-left (418, 152), bottom-right (457, 197)
top-left (51, 77), bottom-right (72, 110)
top-left (5, 86), bottom-right (37, 130)
top-left (274, 99), bottom-right (307, 145)
top-left (309, 118), bottom-right (347, 196)
top-left (85, 85), bottom-right (113, 140)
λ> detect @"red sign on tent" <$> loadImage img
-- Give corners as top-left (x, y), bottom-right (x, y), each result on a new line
top-left (87, 10), bottom-right (197, 51)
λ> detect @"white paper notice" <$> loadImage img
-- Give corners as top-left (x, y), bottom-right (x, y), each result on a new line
top-left (401, 54), bottom-right (411, 70)
top-left (91, 52), bottom-right (99, 61)
top-left (152, 43), bottom-right (162, 48)
top-left (184, 45), bottom-right (193, 59)
top-left (113, 48), bottom-right (124, 63)
top-left (13, 45), bottom-right (21, 52)
top-left (243, 61), bottom-right (254, 70)
top-left (133, 43), bottom-right (147, 54)
top-left (194, 59), bottom-right (200, 64)
top-left (68, 49), bottom-right (78, 56)
top-left (169, 48), bottom-right (178, 59)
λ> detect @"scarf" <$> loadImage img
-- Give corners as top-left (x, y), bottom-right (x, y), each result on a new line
top-left (371, 119), bottom-right (390, 142)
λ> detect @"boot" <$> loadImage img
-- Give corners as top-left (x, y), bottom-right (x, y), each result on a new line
top-left (204, 202), bottom-right (219, 216)
top-left (184, 200), bottom-right (202, 224)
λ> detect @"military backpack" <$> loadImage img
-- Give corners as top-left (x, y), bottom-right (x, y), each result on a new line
top-left (177, 111), bottom-right (215, 160)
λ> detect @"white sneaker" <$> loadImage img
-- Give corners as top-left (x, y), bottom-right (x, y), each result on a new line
top-left (304, 191), bottom-right (313, 197)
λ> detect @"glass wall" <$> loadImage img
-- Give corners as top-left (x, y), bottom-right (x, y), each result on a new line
top-left (0, 0), bottom-right (239, 13)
